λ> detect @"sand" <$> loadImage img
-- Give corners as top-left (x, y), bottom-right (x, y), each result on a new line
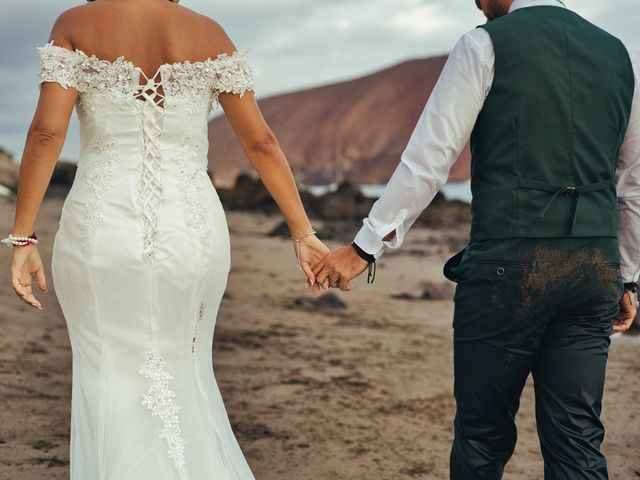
top-left (1, 196), bottom-right (639, 480)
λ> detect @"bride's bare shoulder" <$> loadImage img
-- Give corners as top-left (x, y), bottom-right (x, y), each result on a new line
top-left (45, 5), bottom-right (91, 49)
top-left (177, 8), bottom-right (237, 55)
top-left (46, 2), bottom-right (236, 56)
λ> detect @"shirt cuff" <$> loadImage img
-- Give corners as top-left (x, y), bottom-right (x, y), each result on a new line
top-left (353, 225), bottom-right (386, 260)
top-left (620, 267), bottom-right (639, 284)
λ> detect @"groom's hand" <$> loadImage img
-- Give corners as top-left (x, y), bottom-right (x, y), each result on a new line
top-left (613, 289), bottom-right (637, 333)
top-left (311, 245), bottom-right (369, 291)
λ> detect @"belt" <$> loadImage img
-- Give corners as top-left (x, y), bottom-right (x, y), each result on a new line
top-left (517, 176), bottom-right (612, 235)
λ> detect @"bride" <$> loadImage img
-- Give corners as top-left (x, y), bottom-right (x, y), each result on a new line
top-left (4, 0), bottom-right (329, 478)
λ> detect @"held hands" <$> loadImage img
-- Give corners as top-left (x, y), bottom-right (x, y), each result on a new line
top-left (9, 244), bottom-right (48, 310)
top-left (310, 245), bottom-right (369, 291)
top-left (613, 289), bottom-right (637, 333)
top-left (293, 234), bottom-right (331, 296)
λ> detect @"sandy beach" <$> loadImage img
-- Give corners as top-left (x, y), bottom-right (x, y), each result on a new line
top-left (1, 196), bottom-right (639, 480)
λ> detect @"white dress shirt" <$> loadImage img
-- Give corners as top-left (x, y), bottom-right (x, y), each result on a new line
top-left (353, 0), bottom-right (640, 283)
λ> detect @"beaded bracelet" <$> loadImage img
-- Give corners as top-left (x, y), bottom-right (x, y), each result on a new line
top-left (291, 229), bottom-right (317, 270)
top-left (1, 232), bottom-right (38, 247)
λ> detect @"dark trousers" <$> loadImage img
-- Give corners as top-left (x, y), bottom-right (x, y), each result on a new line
top-left (445, 238), bottom-right (623, 480)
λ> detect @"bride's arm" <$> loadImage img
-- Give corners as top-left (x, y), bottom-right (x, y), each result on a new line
top-left (13, 83), bottom-right (77, 238)
top-left (8, 19), bottom-right (78, 309)
top-left (218, 91), bottom-right (328, 292)
top-left (218, 93), bottom-right (310, 237)
top-left (13, 15), bottom-right (78, 238)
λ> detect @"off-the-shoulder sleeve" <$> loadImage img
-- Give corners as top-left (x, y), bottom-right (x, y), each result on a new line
top-left (36, 41), bottom-right (78, 90)
top-left (212, 51), bottom-right (255, 97)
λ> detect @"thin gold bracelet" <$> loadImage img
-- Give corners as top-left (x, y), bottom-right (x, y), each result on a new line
top-left (291, 229), bottom-right (317, 270)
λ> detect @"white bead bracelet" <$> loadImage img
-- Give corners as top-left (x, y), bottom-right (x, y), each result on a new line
top-left (1, 233), bottom-right (39, 247)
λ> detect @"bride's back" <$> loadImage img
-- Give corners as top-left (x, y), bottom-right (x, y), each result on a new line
top-left (38, 0), bottom-right (255, 265)
top-left (55, 0), bottom-right (230, 78)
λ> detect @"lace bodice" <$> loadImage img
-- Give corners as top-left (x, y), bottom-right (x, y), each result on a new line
top-left (37, 40), bottom-right (255, 114)
top-left (38, 41), bottom-right (254, 266)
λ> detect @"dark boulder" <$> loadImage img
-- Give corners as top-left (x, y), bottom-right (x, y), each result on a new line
top-left (46, 160), bottom-right (78, 198)
top-left (318, 181), bottom-right (375, 220)
top-left (291, 292), bottom-right (347, 310)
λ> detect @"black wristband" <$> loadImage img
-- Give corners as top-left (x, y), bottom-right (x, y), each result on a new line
top-left (351, 242), bottom-right (376, 263)
top-left (351, 242), bottom-right (376, 284)
top-left (623, 281), bottom-right (638, 294)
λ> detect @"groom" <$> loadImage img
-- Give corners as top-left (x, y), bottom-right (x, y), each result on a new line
top-left (311, 0), bottom-right (639, 478)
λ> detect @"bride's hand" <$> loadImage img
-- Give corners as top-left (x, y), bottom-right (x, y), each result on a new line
top-left (293, 234), bottom-right (330, 296)
top-left (10, 245), bottom-right (48, 310)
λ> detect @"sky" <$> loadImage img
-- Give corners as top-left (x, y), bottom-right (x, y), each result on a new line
top-left (0, 0), bottom-right (638, 161)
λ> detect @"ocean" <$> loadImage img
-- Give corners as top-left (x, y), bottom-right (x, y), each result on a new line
top-left (305, 180), bottom-right (472, 204)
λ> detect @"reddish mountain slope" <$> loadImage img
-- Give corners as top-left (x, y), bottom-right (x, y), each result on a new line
top-left (208, 56), bottom-right (471, 187)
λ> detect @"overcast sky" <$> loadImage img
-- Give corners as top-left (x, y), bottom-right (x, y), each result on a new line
top-left (0, 0), bottom-right (638, 161)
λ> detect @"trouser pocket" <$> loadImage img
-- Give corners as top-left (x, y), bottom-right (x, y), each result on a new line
top-left (443, 246), bottom-right (468, 283)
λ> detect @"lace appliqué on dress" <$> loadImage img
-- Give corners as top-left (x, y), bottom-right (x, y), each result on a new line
top-left (210, 52), bottom-right (256, 110)
top-left (176, 138), bottom-right (211, 249)
top-left (36, 41), bottom-right (255, 109)
top-left (37, 42), bottom-right (78, 89)
top-left (212, 52), bottom-right (255, 95)
top-left (138, 353), bottom-right (186, 470)
top-left (160, 52), bottom-right (255, 113)
top-left (75, 50), bottom-right (138, 115)
top-left (79, 139), bottom-right (119, 249)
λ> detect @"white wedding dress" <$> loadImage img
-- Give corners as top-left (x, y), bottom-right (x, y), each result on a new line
top-left (39, 40), bottom-right (257, 479)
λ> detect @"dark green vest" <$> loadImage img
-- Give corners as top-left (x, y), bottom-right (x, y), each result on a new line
top-left (469, 6), bottom-right (635, 241)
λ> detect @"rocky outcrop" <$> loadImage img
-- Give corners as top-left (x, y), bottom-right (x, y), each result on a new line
top-left (0, 146), bottom-right (78, 198)
top-left (208, 55), bottom-right (470, 187)
top-left (46, 161), bottom-right (77, 197)
top-left (0, 147), bottom-right (19, 192)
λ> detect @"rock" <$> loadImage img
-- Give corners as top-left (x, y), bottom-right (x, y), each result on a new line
top-left (0, 147), bottom-right (18, 190)
top-left (217, 174), bottom-right (468, 230)
top-left (415, 192), bottom-right (471, 228)
top-left (217, 173), bottom-right (279, 213)
top-left (291, 292), bottom-right (347, 310)
top-left (51, 160), bottom-right (77, 186)
top-left (390, 292), bottom-right (420, 301)
top-left (0, 150), bottom-right (83, 198)
top-left (315, 220), bottom-right (360, 243)
top-left (318, 181), bottom-right (374, 220)
top-left (232, 172), bottom-right (263, 195)
top-left (268, 221), bottom-right (291, 238)
top-left (46, 160), bottom-right (78, 197)
top-left (391, 282), bottom-right (454, 301)
top-left (420, 281), bottom-right (454, 300)
top-left (0, 184), bottom-right (14, 197)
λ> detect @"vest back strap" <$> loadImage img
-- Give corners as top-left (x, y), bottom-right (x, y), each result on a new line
top-left (517, 176), bottom-right (613, 235)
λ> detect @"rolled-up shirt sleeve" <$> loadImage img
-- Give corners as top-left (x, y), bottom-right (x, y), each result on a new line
top-left (615, 53), bottom-right (640, 283)
top-left (352, 28), bottom-right (495, 258)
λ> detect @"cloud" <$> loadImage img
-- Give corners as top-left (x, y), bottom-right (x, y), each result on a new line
top-left (0, 0), bottom-right (638, 160)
